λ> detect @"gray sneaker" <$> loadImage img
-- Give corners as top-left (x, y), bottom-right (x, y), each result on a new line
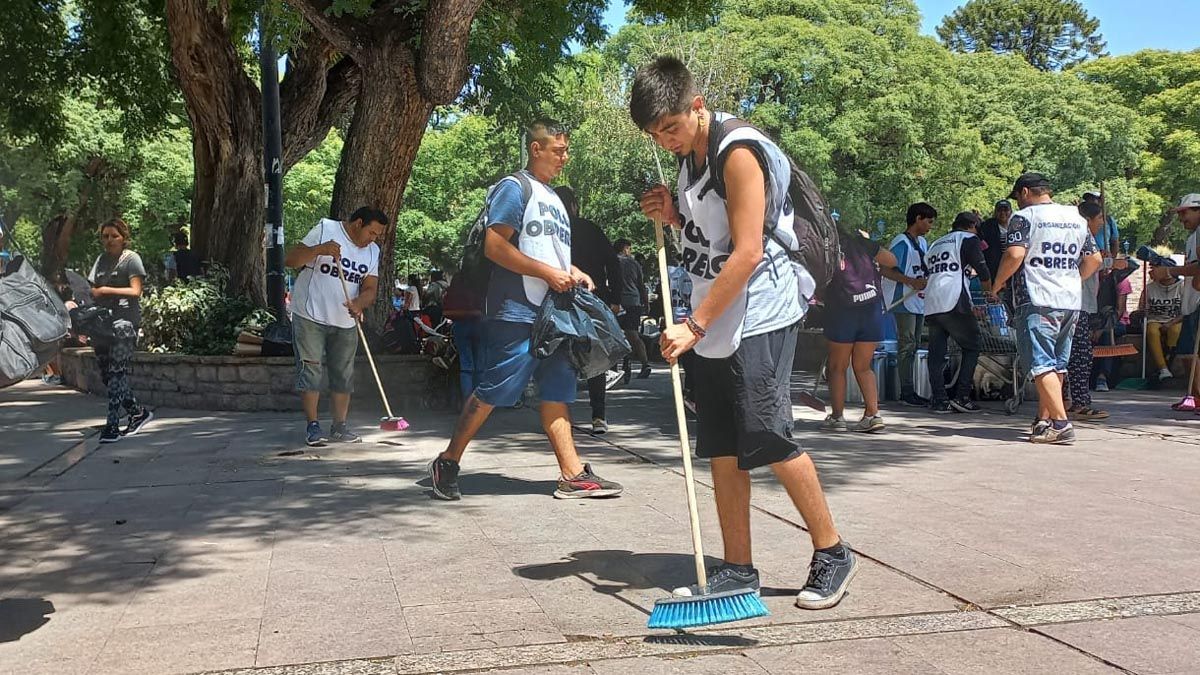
top-left (591, 418), bottom-right (608, 435)
top-left (1031, 422), bottom-right (1075, 445)
top-left (820, 415), bottom-right (848, 432)
top-left (796, 545), bottom-right (859, 610)
top-left (672, 565), bottom-right (761, 597)
top-left (329, 423), bottom-right (362, 443)
top-left (853, 415), bottom-right (885, 433)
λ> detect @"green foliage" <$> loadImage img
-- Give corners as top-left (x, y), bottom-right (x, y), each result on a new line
top-left (141, 264), bottom-right (275, 355)
top-left (283, 130), bottom-right (343, 246)
top-left (937, 0), bottom-right (1106, 72)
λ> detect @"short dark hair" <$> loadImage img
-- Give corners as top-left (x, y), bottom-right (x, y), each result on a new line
top-left (349, 206), bottom-right (389, 226)
top-left (430, 270), bottom-right (444, 282)
top-left (906, 202), bottom-right (937, 226)
top-left (630, 56), bottom-right (699, 131)
top-left (172, 231), bottom-right (189, 248)
top-left (614, 238), bottom-right (632, 252)
top-left (524, 118), bottom-right (568, 150)
top-left (1078, 201), bottom-right (1103, 220)
top-left (554, 186), bottom-right (579, 218)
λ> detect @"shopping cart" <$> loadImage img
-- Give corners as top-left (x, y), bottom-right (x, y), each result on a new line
top-left (949, 296), bottom-right (1025, 414)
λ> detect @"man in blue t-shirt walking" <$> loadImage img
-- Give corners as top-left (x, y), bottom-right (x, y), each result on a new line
top-left (428, 119), bottom-right (624, 501)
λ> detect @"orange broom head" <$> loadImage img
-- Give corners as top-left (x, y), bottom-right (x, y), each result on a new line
top-left (1092, 344), bottom-right (1139, 358)
top-left (380, 417), bottom-right (409, 431)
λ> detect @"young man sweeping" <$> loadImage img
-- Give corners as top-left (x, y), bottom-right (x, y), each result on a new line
top-left (633, 56), bottom-right (856, 610)
top-left (427, 118), bottom-right (624, 501)
top-left (992, 173), bottom-right (1102, 444)
top-left (285, 207), bottom-right (388, 446)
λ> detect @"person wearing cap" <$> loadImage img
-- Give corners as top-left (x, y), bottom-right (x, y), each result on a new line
top-left (979, 200), bottom-right (1012, 279)
top-left (881, 202), bottom-right (935, 407)
top-left (1167, 193), bottom-right (1200, 411)
top-left (1081, 191), bottom-right (1120, 258)
top-left (923, 212), bottom-right (992, 414)
top-left (993, 173), bottom-right (1102, 444)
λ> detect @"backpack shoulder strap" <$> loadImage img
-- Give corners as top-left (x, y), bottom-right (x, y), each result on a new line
top-left (511, 171), bottom-right (533, 205)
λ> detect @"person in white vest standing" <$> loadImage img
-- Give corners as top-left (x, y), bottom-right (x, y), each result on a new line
top-left (923, 212), bottom-right (992, 414)
top-left (1169, 194), bottom-right (1200, 411)
top-left (634, 56), bottom-right (856, 610)
top-left (881, 203), bottom-right (934, 406)
top-left (428, 118), bottom-right (624, 502)
top-left (285, 207), bottom-right (387, 446)
top-left (993, 173), bottom-right (1102, 444)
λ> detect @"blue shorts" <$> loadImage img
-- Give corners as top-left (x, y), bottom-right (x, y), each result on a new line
top-left (1015, 306), bottom-right (1077, 378)
top-left (823, 302), bottom-right (884, 344)
top-left (474, 320), bottom-right (577, 407)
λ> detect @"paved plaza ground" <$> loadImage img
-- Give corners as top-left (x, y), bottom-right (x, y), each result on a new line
top-left (2, 371), bottom-right (1199, 674)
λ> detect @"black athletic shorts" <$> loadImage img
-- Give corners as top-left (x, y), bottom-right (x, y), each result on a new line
top-left (691, 322), bottom-right (803, 471)
top-left (618, 305), bottom-right (644, 331)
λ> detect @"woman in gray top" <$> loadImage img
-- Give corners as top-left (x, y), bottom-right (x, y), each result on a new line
top-left (89, 219), bottom-right (153, 442)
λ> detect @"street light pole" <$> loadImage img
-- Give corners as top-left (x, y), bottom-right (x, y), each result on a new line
top-left (260, 12), bottom-right (286, 319)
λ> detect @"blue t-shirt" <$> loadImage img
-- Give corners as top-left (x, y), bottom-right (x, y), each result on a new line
top-left (484, 176), bottom-right (538, 324)
top-left (1093, 216), bottom-right (1119, 253)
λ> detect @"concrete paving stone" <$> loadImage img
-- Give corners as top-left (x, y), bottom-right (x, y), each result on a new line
top-left (403, 596), bottom-right (566, 654)
top-left (589, 652), bottom-right (769, 674)
top-left (744, 637), bottom-right (941, 674)
top-left (269, 538), bottom-right (393, 581)
top-left (1039, 615), bottom-right (1200, 674)
top-left (478, 666), bottom-right (595, 675)
top-left (91, 617), bottom-right (260, 675)
top-left (0, 636), bottom-right (107, 675)
top-left (255, 605), bottom-right (411, 667)
top-left (892, 627), bottom-right (1121, 674)
top-left (1168, 611), bottom-right (1200, 631)
top-left (117, 558), bottom-right (271, 628)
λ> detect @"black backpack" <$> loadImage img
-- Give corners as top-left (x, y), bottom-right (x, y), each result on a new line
top-left (1, 255), bottom-right (70, 388)
top-left (703, 118), bottom-right (840, 293)
top-left (458, 171), bottom-right (533, 293)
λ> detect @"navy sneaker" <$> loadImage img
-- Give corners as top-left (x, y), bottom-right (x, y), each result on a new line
top-left (950, 397), bottom-right (981, 413)
top-left (305, 421), bottom-right (325, 447)
top-left (930, 400), bottom-right (953, 414)
top-left (329, 422), bottom-right (361, 443)
top-left (672, 565), bottom-right (760, 597)
top-left (429, 457), bottom-right (461, 500)
top-left (796, 544), bottom-right (858, 610)
top-left (122, 407), bottom-right (154, 437)
top-left (99, 424), bottom-right (122, 444)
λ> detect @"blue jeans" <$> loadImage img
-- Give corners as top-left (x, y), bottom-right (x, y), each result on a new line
top-left (1015, 306), bottom-right (1077, 379)
top-left (292, 314), bottom-right (358, 393)
top-left (452, 317), bottom-right (484, 401)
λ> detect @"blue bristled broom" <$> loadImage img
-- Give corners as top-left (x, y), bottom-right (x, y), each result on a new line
top-left (644, 145), bottom-right (769, 630)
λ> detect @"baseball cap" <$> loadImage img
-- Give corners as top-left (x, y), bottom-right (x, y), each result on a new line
top-left (994, 199), bottom-right (1011, 211)
top-left (952, 211), bottom-right (982, 230)
top-left (1009, 172), bottom-right (1053, 199)
top-left (1174, 194), bottom-right (1200, 212)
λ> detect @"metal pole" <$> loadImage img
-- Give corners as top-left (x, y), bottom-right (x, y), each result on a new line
top-left (260, 12), bottom-right (286, 318)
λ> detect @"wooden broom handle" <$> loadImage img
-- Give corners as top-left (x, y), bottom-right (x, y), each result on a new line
top-left (652, 217), bottom-right (709, 594)
top-left (333, 260), bottom-right (395, 420)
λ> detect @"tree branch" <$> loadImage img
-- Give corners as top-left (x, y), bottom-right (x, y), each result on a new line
top-left (280, 36), bottom-right (361, 171)
top-left (285, 0), bottom-right (364, 58)
top-left (417, 0), bottom-right (485, 104)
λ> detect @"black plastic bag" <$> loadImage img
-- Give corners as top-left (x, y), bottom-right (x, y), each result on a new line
top-left (532, 288), bottom-right (631, 380)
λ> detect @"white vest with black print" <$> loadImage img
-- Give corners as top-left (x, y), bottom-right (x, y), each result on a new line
top-left (1013, 203), bottom-right (1090, 311)
top-left (516, 177), bottom-right (572, 307)
top-left (923, 230), bottom-right (975, 317)
top-left (882, 233), bottom-right (927, 313)
top-left (675, 113), bottom-right (802, 359)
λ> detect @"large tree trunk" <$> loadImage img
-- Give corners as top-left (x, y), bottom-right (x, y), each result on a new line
top-left (1150, 208), bottom-right (1176, 247)
top-left (330, 55), bottom-right (435, 331)
top-left (166, 0), bottom-right (265, 302)
top-left (39, 156), bottom-right (103, 279)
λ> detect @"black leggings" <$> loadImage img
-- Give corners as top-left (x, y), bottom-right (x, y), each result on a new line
top-left (95, 322), bottom-right (140, 426)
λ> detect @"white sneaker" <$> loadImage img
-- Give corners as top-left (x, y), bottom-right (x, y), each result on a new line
top-left (819, 415), bottom-right (847, 432)
top-left (604, 369), bottom-right (624, 390)
top-left (1159, 367), bottom-right (1173, 380)
top-left (1094, 376), bottom-right (1109, 392)
top-left (591, 418), bottom-right (608, 435)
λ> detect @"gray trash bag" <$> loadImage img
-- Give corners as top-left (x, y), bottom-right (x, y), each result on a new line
top-left (1, 256), bottom-right (70, 388)
top-left (532, 288), bottom-right (631, 380)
